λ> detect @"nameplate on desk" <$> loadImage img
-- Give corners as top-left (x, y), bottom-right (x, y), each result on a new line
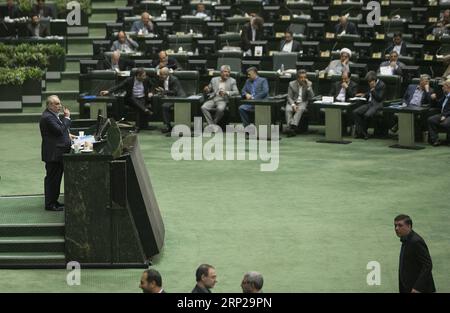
top-left (330, 15), bottom-right (339, 22)
top-left (426, 34), bottom-right (436, 41)
top-left (175, 32), bottom-right (185, 36)
top-left (325, 32), bottom-right (335, 39)
top-left (319, 71), bottom-right (326, 79)
top-left (320, 51), bottom-right (330, 58)
top-left (372, 52), bottom-right (382, 59)
top-left (429, 0), bottom-right (437, 6)
top-left (376, 33), bottom-right (385, 40)
top-left (254, 46), bottom-right (263, 57)
top-left (275, 32), bottom-right (284, 38)
top-left (333, 0), bottom-right (342, 5)
top-left (381, 0), bottom-right (390, 6)
top-left (380, 16), bottom-right (388, 22)
top-left (424, 54), bottom-right (434, 61)
top-left (208, 69), bottom-right (215, 76)
top-left (428, 17), bottom-right (438, 23)
top-left (281, 15), bottom-right (291, 21)
top-left (322, 96), bottom-right (334, 104)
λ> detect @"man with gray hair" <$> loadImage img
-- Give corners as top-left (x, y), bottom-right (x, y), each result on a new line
top-left (131, 12), bottom-right (155, 34)
top-left (201, 65), bottom-right (239, 127)
top-left (241, 271), bottom-right (264, 293)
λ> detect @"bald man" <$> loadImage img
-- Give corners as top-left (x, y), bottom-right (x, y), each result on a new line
top-left (39, 95), bottom-right (72, 211)
top-left (131, 12), bottom-right (156, 34)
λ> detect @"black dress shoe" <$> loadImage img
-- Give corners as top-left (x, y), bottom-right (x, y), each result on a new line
top-left (55, 201), bottom-right (64, 208)
top-left (45, 206), bottom-right (63, 212)
top-left (161, 126), bottom-right (172, 134)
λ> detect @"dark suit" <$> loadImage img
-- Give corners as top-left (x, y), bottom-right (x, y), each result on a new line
top-left (1, 4), bottom-right (20, 18)
top-left (191, 284), bottom-right (211, 293)
top-left (279, 39), bottom-right (301, 52)
top-left (399, 230), bottom-right (435, 293)
top-left (378, 60), bottom-right (405, 77)
top-left (352, 80), bottom-right (386, 137)
top-left (330, 80), bottom-right (357, 102)
top-left (335, 21), bottom-right (358, 35)
top-left (32, 4), bottom-right (54, 18)
top-left (385, 42), bottom-right (407, 56)
top-left (152, 75), bottom-right (186, 128)
top-left (427, 93), bottom-right (450, 143)
top-left (97, 57), bottom-right (134, 71)
top-left (108, 76), bottom-right (152, 128)
top-left (240, 23), bottom-right (264, 53)
top-left (151, 57), bottom-right (178, 71)
top-left (39, 109), bottom-right (71, 209)
top-left (26, 23), bottom-right (49, 37)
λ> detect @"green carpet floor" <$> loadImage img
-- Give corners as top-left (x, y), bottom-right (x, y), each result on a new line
top-left (0, 123), bottom-right (449, 292)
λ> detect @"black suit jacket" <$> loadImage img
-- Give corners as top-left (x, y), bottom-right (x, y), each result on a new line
top-left (26, 23), bottom-right (49, 37)
top-left (330, 80), bottom-right (357, 101)
top-left (1, 4), bottom-right (20, 18)
top-left (40, 109), bottom-right (71, 163)
top-left (399, 230), bottom-right (435, 293)
top-left (335, 21), bottom-right (358, 35)
top-left (151, 75), bottom-right (186, 97)
top-left (365, 80), bottom-right (386, 109)
top-left (279, 39), bottom-right (301, 52)
top-left (240, 23), bottom-right (264, 52)
top-left (151, 57), bottom-right (178, 71)
top-left (191, 284), bottom-right (211, 293)
top-left (98, 58), bottom-right (134, 71)
top-left (385, 42), bottom-right (407, 56)
top-left (434, 94), bottom-right (450, 118)
top-left (32, 5), bottom-right (54, 18)
top-left (108, 76), bottom-right (152, 101)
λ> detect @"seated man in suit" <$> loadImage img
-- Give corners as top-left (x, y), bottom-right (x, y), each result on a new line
top-left (240, 16), bottom-right (264, 56)
top-left (280, 31), bottom-right (301, 53)
top-left (32, 0), bottom-right (54, 18)
top-left (324, 48), bottom-right (353, 76)
top-left (352, 71), bottom-right (386, 139)
top-left (239, 67), bottom-right (269, 127)
top-left (1, 0), bottom-right (19, 19)
top-left (432, 9), bottom-right (450, 37)
top-left (152, 50), bottom-right (178, 71)
top-left (335, 15), bottom-right (358, 35)
top-left (330, 70), bottom-right (357, 102)
top-left (193, 3), bottom-right (211, 20)
top-left (151, 67), bottom-right (186, 135)
top-left (27, 14), bottom-right (49, 38)
top-left (378, 51), bottom-right (405, 77)
top-left (98, 51), bottom-right (134, 72)
top-left (100, 68), bottom-right (153, 132)
top-left (427, 80), bottom-right (450, 146)
top-left (111, 31), bottom-right (139, 53)
top-left (285, 69), bottom-right (314, 137)
top-left (131, 12), bottom-right (156, 35)
top-left (201, 65), bottom-right (239, 127)
top-left (385, 32), bottom-right (407, 56)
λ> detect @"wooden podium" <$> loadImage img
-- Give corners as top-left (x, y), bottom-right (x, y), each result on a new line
top-left (63, 128), bottom-right (164, 267)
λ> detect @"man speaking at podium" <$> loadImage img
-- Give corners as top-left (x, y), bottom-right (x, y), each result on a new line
top-left (39, 95), bottom-right (72, 212)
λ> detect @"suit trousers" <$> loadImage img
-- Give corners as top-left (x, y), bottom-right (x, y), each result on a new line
top-left (129, 96), bottom-right (150, 128)
top-left (44, 161), bottom-right (64, 208)
top-left (285, 103), bottom-right (307, 127)
top-left (162, 102), bottom-right (174, 127)
top-left (427, 114), bottom-right (450, 143)
top-left (352, 103), bottom-right (380, 136)
top-left (239, 104), bottom-right (255, 127)
top-left (201, 97), bottom-right (227, 125)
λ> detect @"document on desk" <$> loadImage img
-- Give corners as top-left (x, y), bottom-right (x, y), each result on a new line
top-left (117, 71), bottom-right (130, 77)
top-left (349, 97), bottom-right (367, 101)
top-left (332, 102), bottom-right (351, 106)
top-left (187, 95), bottom-right (202, 100)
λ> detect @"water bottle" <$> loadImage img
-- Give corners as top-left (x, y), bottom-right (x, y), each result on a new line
top-left (195, 48), bottom-right (199, 55)
top-left (280, 63), bottom-right (284, 72)
top-left (161, 10), bottom-right (167, 21)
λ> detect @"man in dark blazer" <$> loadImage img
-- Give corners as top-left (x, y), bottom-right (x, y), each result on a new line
top-left (151, 67), bottom-right (186, 134)
top-left (353, 71), bottom-right (386, 139)
top-left (32, 0), bottom-right (54, 18)
top-left (394, 214), bottom-right (436, 293)
top-left (27, 14), bottom-right (49, 37)
top-left (428, 80), bottom-right (450, 146)
top-left (1, 0), bottom-right (20, 19)
top-left (139, 269), bottom-right (165, 293)
top-left (192, 264), bottom-right (216, 293)
top-left (240, 16), bottom-right (264, 55)
top-left (97, 51), bottom-right (134, 72)
top-left (280, 31), bottom-right (301, 53)
top-left (100, 68), bottom-right (153, 132)
top-left (385, 32), bottom-right (407, 56)
top-left (151, 50), bottom-right (178, 71)
top-left (330, 71), bottom-right (357, 102)
top-left (39, 95), bottom-right (72, 211)
top-left (378, 51), bottom-right (405, 77)
top-left (335, 15), bottom-right (358, 35)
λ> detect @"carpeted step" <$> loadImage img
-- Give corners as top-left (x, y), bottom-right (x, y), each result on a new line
top-left (0, 223), bottom-right (65, 237)
top-left (0, 236), bottom-right (65, 253)
top-left (0, 252), bottom-right (65, 267)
